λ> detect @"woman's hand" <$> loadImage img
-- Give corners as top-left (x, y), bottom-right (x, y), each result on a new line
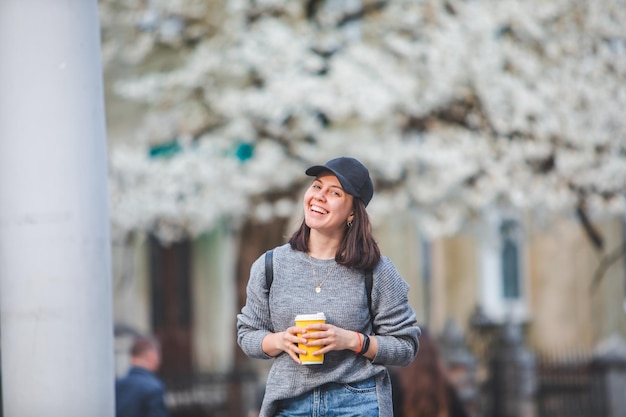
top-left (262, 326), bottom-right (308, 364)
top-left (301, 323), bottom-right (361, 356)
top-left (263, 324), bottom-right (371, 363)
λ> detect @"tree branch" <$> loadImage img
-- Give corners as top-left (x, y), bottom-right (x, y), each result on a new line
top-left (337, 1), bottom-right (388, 27)
top-left (576, 202), bottom-right (604, 251)
top-left (590, 242), bottom-right (626, 293)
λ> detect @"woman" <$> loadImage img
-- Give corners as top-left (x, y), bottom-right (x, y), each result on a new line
top-left (237, 157), bottom-right (421, 417)
top-left (394, 328), bottom-right (470, 417)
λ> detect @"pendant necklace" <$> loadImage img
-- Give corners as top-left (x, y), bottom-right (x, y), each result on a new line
top-left (308, 254), bottom-right (338, 293)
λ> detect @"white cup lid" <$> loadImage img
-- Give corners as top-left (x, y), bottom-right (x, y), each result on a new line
top-left (295, 312), bottom-right (326, 321)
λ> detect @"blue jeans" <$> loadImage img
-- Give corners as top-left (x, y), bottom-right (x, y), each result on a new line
top-left (275, 377), bottom-right (379, 417)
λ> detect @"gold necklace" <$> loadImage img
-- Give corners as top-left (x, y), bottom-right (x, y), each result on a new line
top-left (308, 254), bottom-right (338, 293)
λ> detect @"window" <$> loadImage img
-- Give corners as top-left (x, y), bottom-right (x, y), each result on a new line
top-left (478, 211), bottom-right (528, 323)
top-left (501, 219), bottom-right (521, 299)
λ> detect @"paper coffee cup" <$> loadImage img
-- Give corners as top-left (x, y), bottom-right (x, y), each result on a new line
top-left (295, 312), bottom-right (326, 365)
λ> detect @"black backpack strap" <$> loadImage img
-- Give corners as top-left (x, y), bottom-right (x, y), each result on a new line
top-left (265, 249), bottom-right (274, 290)
top-left (265, 249), bottom-right (275, 330)
top-left (365, 268), bottom-right (374, 326)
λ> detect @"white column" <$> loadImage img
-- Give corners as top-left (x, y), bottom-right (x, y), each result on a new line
top-left (0, 2), bottom-right (114, 416)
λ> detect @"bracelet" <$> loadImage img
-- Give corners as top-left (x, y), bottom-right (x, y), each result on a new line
top-left (353, 331), bottom-right (363, 354)
top-left (358, 334), bottom-right (370, 356)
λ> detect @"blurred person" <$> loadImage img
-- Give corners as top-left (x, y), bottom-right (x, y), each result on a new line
top-left (394, 328), bottom-right (470, 417)
top-left (115, 336), bottom-right (169, 417)
top-left (237, 156), bottom-right (421, 417)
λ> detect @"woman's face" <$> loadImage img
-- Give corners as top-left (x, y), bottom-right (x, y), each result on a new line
top-left (303, 172), bottom-right (354, 236)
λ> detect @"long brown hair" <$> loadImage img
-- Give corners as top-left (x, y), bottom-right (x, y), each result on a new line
top-left (288, 197), bottom-right (381, 270)
top-left (396, 328), bottom-right (450, 417)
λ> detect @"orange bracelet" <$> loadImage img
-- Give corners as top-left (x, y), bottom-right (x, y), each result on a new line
top-left (353, 331), bottom-right (363, 354)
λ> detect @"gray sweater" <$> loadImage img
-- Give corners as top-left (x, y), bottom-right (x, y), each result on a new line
top-left (237, 244), bottom-right (421, 417)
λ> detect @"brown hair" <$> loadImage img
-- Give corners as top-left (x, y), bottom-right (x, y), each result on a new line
top-left (396, 328), bottom-right (450, 417)
top-left (288, 197), bottom-right (381, 270)
top-left (130, 336), bottom-right (159, 358)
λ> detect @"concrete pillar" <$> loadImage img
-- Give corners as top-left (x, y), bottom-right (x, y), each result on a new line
top-left (0, 1), bottom-right (114, 416)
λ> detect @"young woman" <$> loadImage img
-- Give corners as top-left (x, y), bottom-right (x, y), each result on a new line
top-left (237, 157), bottom-right (421, 417)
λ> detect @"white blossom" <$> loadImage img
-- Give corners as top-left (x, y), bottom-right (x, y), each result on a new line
top-left (100, 0), bottom-right (626, 242)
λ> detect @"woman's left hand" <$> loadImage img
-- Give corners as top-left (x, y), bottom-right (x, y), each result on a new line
top-left (302, 323), bottom-right (361, 355)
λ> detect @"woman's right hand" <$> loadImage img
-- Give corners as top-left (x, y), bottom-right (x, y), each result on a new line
top-left (262, 326), bottom-right (306, 363)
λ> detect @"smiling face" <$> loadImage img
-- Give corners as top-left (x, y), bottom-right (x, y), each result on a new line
top-left (303, 172), bottom-right (354, 239)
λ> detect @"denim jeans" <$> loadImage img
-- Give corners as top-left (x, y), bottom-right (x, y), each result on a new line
top-left (275, 377), bottom-right (379, 417)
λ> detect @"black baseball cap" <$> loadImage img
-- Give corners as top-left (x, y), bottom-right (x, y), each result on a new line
top-left (305, 157), bottom-right (374, 207)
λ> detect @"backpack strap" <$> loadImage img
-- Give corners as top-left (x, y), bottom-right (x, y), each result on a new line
top-left (265, 249), bottom-right (274, 290)
top-left (264, 249), bottom-right (275, 330)
top-left (365, 268), bottom-right (374, 326)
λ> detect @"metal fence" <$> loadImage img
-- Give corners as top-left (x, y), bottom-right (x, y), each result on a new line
top-left (536, 354), bottom-right (606, 417)
top-left (448, 320), bottom-right (626, 417)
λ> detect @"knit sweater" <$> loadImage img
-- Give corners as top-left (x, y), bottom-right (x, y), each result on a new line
top-left (237, 243), bottom-right (421, 417)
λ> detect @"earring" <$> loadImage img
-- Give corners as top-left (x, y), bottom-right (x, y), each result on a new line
top-left (347, 220), bottom-right (353, 228)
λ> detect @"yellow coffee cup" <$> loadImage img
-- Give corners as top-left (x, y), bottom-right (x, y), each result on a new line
top-left (295, 312), bottom-right (326, 365)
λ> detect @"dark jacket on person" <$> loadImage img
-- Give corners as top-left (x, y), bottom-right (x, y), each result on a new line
top-left (115, 366), bottom-right (168, 417)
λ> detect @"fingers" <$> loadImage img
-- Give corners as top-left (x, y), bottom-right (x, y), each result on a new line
top-left (303, 325), bottom-right (356, 353)
top-left (286, 348), bottom-right (302, 364)
top-left (280, 324), bottom-right (356, 358)
top-left (303, 323), bottom-right (327, 332)
top-left (302, 323), bottom-right (332, 338)
top-left (282, 327), bottom-right (306, 363)
top-left (286, 326), bottom-right (307, 344)
top-left (302, 325), bottom-right (338, 353)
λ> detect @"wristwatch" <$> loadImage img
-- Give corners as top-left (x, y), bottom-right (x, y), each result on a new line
top-left (358, 334), bottom-right (370, 356)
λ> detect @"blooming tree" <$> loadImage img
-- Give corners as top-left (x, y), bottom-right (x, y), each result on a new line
top-left (100, 0), bottom-right (626, 245)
